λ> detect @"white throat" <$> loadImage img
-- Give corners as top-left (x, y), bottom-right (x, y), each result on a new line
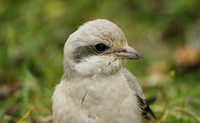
top-left (75, 55), bottom-right (124, 76)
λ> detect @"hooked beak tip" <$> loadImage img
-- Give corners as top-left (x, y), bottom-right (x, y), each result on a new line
top-left (115, 46), bottom-right (143, 60)
top-left (126, 46), bottom-right (142, 60)
top-left (135, 52), bottom-right (143, 59)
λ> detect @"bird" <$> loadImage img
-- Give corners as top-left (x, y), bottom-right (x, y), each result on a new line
top-left (52, 19), bottom-right (155, 123)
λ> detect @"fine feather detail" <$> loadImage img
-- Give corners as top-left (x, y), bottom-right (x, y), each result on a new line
top-left (136, 94), bottom-right (156, 120)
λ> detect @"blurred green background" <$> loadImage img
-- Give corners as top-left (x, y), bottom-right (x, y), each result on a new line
top-left (0, 0), bottom-right (200, 122)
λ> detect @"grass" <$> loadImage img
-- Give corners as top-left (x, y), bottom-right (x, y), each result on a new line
top-left (0, 0), bottom-right (200, 122)
top-left (18, 107), bottom-right (34, 123)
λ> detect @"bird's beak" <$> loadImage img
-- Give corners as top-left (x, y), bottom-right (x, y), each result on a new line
top-left (115, 46), bottom-right (142, 60)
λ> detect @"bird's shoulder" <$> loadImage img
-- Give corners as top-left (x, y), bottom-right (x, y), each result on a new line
top-left (121, 68), bottom-right (156, 120)
top-left (121, 68), bottom-right (145, 99)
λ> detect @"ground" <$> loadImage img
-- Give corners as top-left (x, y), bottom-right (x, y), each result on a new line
top-left (0, 0), bottom-right (200, 122)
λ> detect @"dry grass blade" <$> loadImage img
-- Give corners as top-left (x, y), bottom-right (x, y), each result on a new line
top-left (18, 107), bottom-right (34, 123)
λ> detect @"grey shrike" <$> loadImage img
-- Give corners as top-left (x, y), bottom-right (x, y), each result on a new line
top-left (52, 19), bottom-right (155, 123)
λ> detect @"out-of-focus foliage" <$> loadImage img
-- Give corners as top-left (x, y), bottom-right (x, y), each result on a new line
top-left (0, 0), bottom-right (200, 122)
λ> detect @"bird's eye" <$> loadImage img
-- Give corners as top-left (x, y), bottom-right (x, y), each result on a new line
top-left (95, 43), bottom-right (109, 52)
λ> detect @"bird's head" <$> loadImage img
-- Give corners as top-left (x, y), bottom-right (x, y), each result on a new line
top-left (63, 19), bottom-right (142, 78)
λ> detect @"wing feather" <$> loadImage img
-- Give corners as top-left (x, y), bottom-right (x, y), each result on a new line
top-left (122, 68), bottom-right (156, 120)
top-left (121, 68), bottom-right (145, 99)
